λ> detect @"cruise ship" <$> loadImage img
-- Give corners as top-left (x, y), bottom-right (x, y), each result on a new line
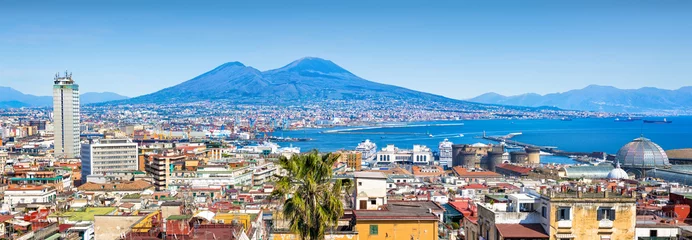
top-left (356, 139), bottom-right (377, 162)
top-left (439, 139), bottom-right (453, 168)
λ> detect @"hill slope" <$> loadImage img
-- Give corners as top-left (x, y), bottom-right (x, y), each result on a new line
top-left (469, 85), bottom-right (692, 112)
top-left (121, 57), bottom-right (473, 105)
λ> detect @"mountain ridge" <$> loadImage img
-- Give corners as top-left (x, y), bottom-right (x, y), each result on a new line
top-left (469, 85), bottom-right (692, 112)
top-left (0, 87), bottom-right (128, 108)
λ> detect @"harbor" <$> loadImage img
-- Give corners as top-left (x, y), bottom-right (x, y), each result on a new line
top-left (481, 131), bottom-right (609, 164)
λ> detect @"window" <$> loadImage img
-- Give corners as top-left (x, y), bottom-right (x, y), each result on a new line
top-left (541, 206), bottom-right (547, 218)
top-left (371, 199), bottom-right (376, 205)
top-left (558, 207), bottom-right (571, 220)
top-left (598, 208), bottom-right (616, 221)
top-left (650, 230), bottom-right (657, 237)
top-left (358, 181), bottom-right (362, 186)
top-left (369, 225), bottom-right (378, 235)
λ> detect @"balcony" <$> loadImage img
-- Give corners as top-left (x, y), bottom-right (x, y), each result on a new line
top-left (598, 219), bottom-right (613, 228)
top-left (557, 220), bottom-right (572, 228)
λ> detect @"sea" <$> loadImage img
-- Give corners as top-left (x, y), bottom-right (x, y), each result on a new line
top-left (273, 116), bottom-right (692, 165)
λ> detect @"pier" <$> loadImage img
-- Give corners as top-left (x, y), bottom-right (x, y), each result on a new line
top-left (482, 133), bottom-right (595, 157)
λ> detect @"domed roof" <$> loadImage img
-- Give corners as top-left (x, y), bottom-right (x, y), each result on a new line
top-left (607, 162), bottom-right (629, 179)
top-left (616, 137), bottom-right (670, 169)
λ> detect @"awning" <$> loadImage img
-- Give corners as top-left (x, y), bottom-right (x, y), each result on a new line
top-left (555, 233), bottom-right (575, 239)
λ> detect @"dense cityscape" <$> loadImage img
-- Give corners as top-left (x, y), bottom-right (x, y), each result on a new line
top-left (3, 1), bottom-right (692, 239)
top-left (0, 72), bottom-right (690, 240)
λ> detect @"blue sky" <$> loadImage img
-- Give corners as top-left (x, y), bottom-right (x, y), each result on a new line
top-left (1, 0), bottom-right (690, 99)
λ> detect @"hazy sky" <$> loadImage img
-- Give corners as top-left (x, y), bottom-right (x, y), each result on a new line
top-left (1, 0), bottom-right (690, 99)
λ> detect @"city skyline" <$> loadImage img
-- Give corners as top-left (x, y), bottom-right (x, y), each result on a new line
top-left (1, 0), bottom-right (691, 99)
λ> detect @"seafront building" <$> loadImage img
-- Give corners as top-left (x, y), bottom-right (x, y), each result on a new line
top-left (80, 138), bottom-right (139, 183)
top-left (375, 144), bottom-right (433, 165)
top-left (52, 72), bottom-right (80, 159)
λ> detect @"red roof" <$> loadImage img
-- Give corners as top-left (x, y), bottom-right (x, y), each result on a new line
top-left (448, 200), bottom-right (476, 218)
top-left (496, 163), bottom-right (533, 174)
top-left (0, 215), bottom-right (14, 222)
top-left (452, 167), bottom-right (500, 178)
top-left (496, 224), bottom-right (548, 238)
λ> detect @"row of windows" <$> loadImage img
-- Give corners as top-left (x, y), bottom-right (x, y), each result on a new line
top-left (94, 160), bottom-right (136, 165)
top-left (92, 156), bottom-right (137, 160)
top-left (548, 206), bottom-right (617, 221)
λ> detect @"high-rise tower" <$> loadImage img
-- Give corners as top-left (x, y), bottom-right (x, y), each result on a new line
top-left (53, 71), bottom-right (80, 158)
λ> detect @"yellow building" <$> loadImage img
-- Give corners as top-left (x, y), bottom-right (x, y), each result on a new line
top-left (271, 201), bottom-right (442, 240)
top-left (544, 190), bottom-right (636, 240)
top-left (353, 201), bottom-right (441, 240)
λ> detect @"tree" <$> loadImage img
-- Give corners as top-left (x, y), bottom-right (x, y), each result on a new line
top-left (271, 150), bottom-right (345, 240)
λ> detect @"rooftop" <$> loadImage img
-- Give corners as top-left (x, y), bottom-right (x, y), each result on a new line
top-left (452, 167), bottom-right (501, 178)
top-left (496, 224), bottom-right (548, 239)
top-left (78, 180), bottom-right (152, 191)
top-left (354, 201), bottom-right (441, 221)
top-left (52, 207), bottom-right (117, 221)
top-left (353, 171), bottom-right (386, 179)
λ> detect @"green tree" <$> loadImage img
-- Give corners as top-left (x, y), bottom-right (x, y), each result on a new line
top-left (272, 150), bottom-right (345, 240)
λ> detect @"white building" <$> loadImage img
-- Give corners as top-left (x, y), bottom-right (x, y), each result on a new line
top-left (53, 72), bottom-right (80, 159)
top-left (81, 138), bottom-right (138, 183)
top-left (3, 185), bottom-right (57, 208)
top-left (376, 144), bottom-right (433, 165)
top-left (353, 172), bottom-right (388, 210)
top-left (439, 139), bottom-right (454, 168)
top-left (169, 165), bottom-right (254, 190)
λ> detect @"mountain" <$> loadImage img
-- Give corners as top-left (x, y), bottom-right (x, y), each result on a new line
top-left (469, 85), bottom-right (692, 112)
top-left (0, 86), bottom-right (52, 107)
top-left (0, 87), bottom-right (129, 108)
top-left (80, 92), bottom-right (129, 104)
top-left (120, 57), bottom-right (474, 105)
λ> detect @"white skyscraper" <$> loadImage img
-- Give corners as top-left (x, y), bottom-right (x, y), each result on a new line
top-left (53, 72), bottom-right (80, 159)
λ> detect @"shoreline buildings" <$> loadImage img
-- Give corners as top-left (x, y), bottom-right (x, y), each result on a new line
top-left (375, 144), bottom-right (433, 165)
top-left (53, 72), bottom-right (80, 159)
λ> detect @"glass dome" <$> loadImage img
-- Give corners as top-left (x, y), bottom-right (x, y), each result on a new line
top-left (616, 137), bottom-right (670, 169)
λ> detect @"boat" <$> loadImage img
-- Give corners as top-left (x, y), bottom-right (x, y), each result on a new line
top-left (356, 139), bottom-right (377, 161)
top-left (278, 144), bottom-right (301, 155)
top-left (429, 134), bottom-right (434, 137)
top-left (643, 118), bottom-right (673, 124)
top-left (439, 139), bottom-right (453, 167)
top-left (540, 151), bottom-right (553, 156)
top-left (560, 117), bottom-right (573, 121)
top-left (459, 134), bottom-right (464, 137)
top-left (614, 117), bottom-right (635, 122)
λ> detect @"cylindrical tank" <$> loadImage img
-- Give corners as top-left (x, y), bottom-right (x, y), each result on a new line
top-left (452, 144), bottom-right (465, 167)
top-left (488, 151), bottom-right (505, 172)
top-left (461, 152), bottom-right (477, 169)
top-left (510, 151), bottom-right (528, 165)
top-left (526, 147), bottom-right (541, 165)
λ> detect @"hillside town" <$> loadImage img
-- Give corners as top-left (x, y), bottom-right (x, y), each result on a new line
top-left (0, 75), bottom-right (690, 240)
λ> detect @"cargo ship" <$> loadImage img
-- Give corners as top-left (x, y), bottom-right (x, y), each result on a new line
top-left (643, 118), bottom-right (673, 124)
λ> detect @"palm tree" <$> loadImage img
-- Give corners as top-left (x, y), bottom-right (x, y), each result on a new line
top-left (271, 150), bottom-right (345, 240)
